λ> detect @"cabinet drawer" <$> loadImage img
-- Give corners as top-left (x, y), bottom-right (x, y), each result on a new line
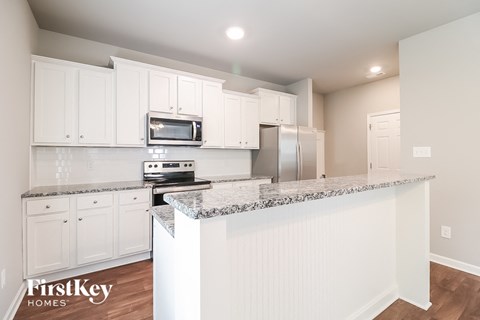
top-left (119, 189), bottom-right (150, 205)
top-left (26, 198), bottom-right (69, 216)
top-left (77, 193), bottom-right (113, 210)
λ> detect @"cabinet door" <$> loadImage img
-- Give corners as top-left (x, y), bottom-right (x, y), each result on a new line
top-left (224, 94), bottom-right (242, 148)
top-left (149, 70), bottom-right (177, 114)
top-left (115, 64), bottom-right (148, 146)
top-left (118, 203), bottom-right (151, 256)
top-left (76, 207), bottom-right (114, 265)
top-left (258, 92), bottom-right (279, 124)
top-left (279, 95), bottom-right (296, 125)
top-left (242, 97), bottom-right (260, 149)
top-left (178, 76), bottom-right (202, 116)
top-left (202, 81), bottom-right (224, 147)
top-left (27, 212), bottom-right (70, 276)
top-left (33, 61), bottom-right (75, 144)
top-left (78, 69), bottom-right (113, 145)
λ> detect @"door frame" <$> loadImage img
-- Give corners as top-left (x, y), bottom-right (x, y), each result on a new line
top-left (367, 109), bottom-right (400, 173)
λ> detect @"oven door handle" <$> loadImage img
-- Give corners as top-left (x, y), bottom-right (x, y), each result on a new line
top-left (153, 184), bottom-right (211, 194)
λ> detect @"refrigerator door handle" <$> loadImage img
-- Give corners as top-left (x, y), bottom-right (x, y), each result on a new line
top-left (298, 142), bottom-right (303, 179)
top-left (297, 143), bottom-right (302, 180)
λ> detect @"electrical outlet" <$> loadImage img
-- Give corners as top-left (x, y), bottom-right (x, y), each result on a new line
top-left (413, 147), bottom-right (432, 158)
top-left (1, 269), bottom-right (5, 289)
top-left (441, 226), bottom-right (451, 239)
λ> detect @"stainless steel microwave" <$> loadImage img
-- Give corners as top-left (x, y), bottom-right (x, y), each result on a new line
top-left (147, 112), bottom-right (202, 146)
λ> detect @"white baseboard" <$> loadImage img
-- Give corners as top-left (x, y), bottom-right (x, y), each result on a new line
top-left (399, 296), bottom-right (432, 311)
top-left (348, 286), bottom-right (399, 320)
top-left (430, 253), bottom-right (480, 277)
top-left (3, 281), bottom-right (26, 320)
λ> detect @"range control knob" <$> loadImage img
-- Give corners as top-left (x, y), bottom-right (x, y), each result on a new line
top-left (148, 164), bottom-right (152, 168)
top-left (154, 164), bottom-right (158, 168)
top-left (189, 164), bottom-right (192, 167)
top-left (184, 164), bottom-right (188, 167)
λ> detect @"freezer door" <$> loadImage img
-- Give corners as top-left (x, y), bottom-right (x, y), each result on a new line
top-left (297, 126), bottom-right (317, 180)
top-left (278, 125), bottom-right (298, 182)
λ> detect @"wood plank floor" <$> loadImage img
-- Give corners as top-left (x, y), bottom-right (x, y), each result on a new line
top-left (14, 261), bottom-right (480, 319)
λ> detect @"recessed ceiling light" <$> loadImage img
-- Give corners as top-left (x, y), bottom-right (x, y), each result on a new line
top-left (226, 27), bottom-right (245, 40)
top-left (369, 66), bottom-right (382, 73)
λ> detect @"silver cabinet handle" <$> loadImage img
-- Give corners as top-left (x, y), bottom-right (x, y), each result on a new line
top-left (93, 200), bottom-right (98, 204)
top-left (63, 219), bottom-right (68, 223)
top-left (46, 205), bottom-right (51, 209)
top-left (145, 209), bottom-right (149, 212)
top-left (78, 217), bottom-right (83, 221)
top-left (133, 197), bottom-right (137, 200)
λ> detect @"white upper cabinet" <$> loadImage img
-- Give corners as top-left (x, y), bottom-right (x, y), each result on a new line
top-left (115, 62), bottom-right (148, 146)
top-left (252, 88), bottom-right (297, 125)
top-left (224, 93), bottom-right (243, 148)
top-left (177, 76), bottom-right (202, 116)
top-left (32, 56), bottom-right (114, 146)
top-left (224, 91), bottom-right (260, 149)
top-left (242, 97), bottom-right (260, 149)
top-left (149, 70), bottom-right (177, 114)
top-left (33, 61), bottom-right (75, 144)
top-left (202, 81), bottom-right (224, 147)
top-left (78, 69), bottom-right (113, 145)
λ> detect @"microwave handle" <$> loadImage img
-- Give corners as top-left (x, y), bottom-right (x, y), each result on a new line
top-left (192, 121), bottom-right (197, 141)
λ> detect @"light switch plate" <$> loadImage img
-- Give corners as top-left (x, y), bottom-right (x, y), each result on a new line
top-left (413, 147), bottom-right (431, 158)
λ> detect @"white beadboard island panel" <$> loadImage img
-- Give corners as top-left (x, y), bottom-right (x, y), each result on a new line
top-left (166, 175), bottom-right (432, 320)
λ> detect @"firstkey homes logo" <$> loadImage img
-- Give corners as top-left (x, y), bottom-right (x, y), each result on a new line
top-left (27, 279), bottom-right (113, 307)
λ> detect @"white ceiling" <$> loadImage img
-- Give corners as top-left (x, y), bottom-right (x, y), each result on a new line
top-left (27, 0), bottom-right (480, 93)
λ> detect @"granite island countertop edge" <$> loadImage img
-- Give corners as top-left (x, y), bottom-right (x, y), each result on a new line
top-left (164, 173), bottom-right (435, 220)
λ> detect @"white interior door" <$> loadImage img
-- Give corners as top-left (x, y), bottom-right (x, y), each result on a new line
top-left (368, 111), bottom-right (400, 172)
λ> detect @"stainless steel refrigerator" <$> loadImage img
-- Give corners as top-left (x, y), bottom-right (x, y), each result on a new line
top-left (252, 125), bottom-right (317, 182)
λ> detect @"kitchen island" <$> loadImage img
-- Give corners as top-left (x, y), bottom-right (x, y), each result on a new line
top-left (153, 172), bottom-right (434, 320)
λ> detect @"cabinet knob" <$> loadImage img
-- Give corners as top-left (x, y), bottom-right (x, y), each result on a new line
top-left (280, 119), bottom-right (283, 122)
top-left (78, 217), bottom-right (83, 221)
top-left (93, 200), bottom-right (98, 204)
top-left (179, 107), bottom-right (183, 111)
top-left (145, 209), bottom-right (149, 212)
top-left (275, 119), bottom-right (278, 121)
top-left (66, 134), bottom-right (70, 138)
top-left (245, 141), bottom-right (248, 145)
top-left (169, 106), bottom-right (174, 110)
top-left (140, 138), bottom-right (145, 141)
top-left (45, 205), bottom-right (51, 209)
top-left (63, 220), bottom-right (68, 223)
top-left (80, 135), bottom-right (84, 138)
top-left (239, 141), bottom-right (242, 144)
top-left (133, 197), bottom-right (137, 200)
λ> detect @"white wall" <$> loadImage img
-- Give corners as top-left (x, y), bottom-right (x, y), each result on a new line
top-left (36, 30), bottom-right (287, 93)
top-left (400, 12), bottom-right (480, 269)
top-left (0, 0), bottom-right (38, 318)
top-left (324, 76), bottom-right (400, 177)
top-left (312, 92), bottom-right (324, 130)
top-left (31, 147), bottom-right (251, 186)
top-left (287, 78), bottom-right (313, 127)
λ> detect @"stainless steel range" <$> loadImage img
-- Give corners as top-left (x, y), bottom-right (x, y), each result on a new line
top-left (143, 160), bottom-right (211, 206)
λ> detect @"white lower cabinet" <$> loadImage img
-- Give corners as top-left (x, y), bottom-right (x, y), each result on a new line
top-left (23, 188), bottom-right (151, 278)
top-left (76, 207), bottom-right (114, 265)
top-left (118, 202), bottom-right (151, 256)
top-left (27, 211), bottom-right (70, 276)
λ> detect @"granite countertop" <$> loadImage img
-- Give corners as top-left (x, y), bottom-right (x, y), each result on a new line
top-left (164, 172), bottom-right (435, 220)
top-left (22, 180), bottom-right (152, 198)
top-left (199, 174), bottom-right (273, 183)
top-left (151, 205), bottom-right (175, 237)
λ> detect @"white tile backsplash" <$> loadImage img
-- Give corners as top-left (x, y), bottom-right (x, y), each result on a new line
top-left (31, 146), bottom-right (252, 187)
